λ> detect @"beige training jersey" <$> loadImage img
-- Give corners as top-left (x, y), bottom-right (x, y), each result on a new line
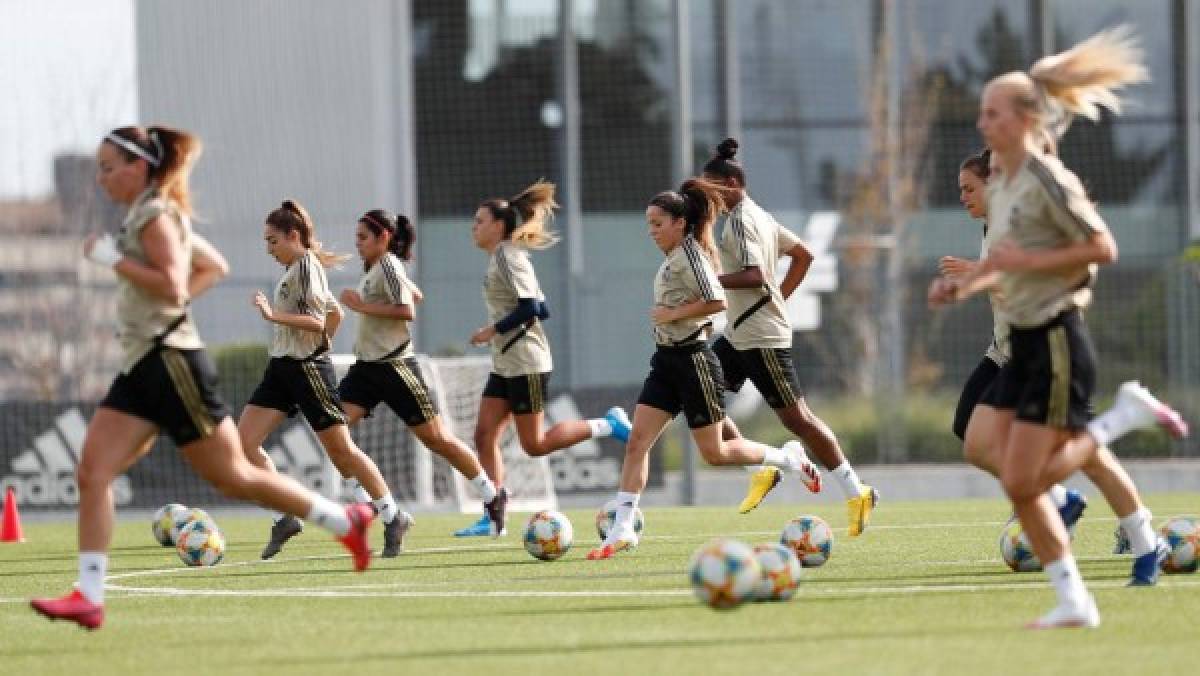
top-left (979, 222), bottom-right (1010, 365)
top-left (354, 253), bottom-right (415, 361)
top-left (269, 250), bottom-right (335, 359)
top-left (653, 235), bottom-right (725, 346)
top-left (718, 195), bottom-right (801, 349)
top-left (987, 152), bottom-right (1102, 329)
top-left (483, 240), bottom-right (553, 376)
top-left (115, 186), bottom-right (203, 373)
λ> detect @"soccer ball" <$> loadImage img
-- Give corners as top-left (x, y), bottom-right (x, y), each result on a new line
top-left (687, 538), bottom-right (762, 610)
top-left (595, 499), bottom-right (644, 541)
top-left (152, 503), bottom-right (189, 546)
top-left (999, 518), bottom-right (1042, 572)
top-left (752, 543), bottom-right (802, 602)
top-left (780, 515), bottom-right (833, 568)
top-left (169, 507), bottom-right (214, 544)
top-left (523, 510), bottom-right (574, 561)
top-left (1159, 516), bottom-right (1199, 574)
top-left (176, 518), bottom-right (225, 567)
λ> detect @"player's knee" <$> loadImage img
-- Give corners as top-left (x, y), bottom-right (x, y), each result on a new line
top-left (1000, 472), bottom-right (1038, 503)
top-left (74, 458), bottom-right (115, 495)
top-left (695, 442), bottom-right (725, 465)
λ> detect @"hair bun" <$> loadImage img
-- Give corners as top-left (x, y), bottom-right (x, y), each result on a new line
top-left (716, 138), bottom-right (739, 160)
top-left (282, 199), bottom-right (298, 212)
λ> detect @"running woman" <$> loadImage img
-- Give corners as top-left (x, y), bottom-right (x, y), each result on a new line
top-left (336, 209), bottom-right (505, 549)
top-left (933, 148), bottom-right (1167, 575)
top-left (936, 27), bottom-right (1188, 628)
top-left (455, 180), bottom-right (631, 537)
top-left (238, 200), bottom-right (407, 559)
top-left (588, 179), bottom-right (816, 560)
top-left (30, 126), bottom-right (373, 630)
top-left (701, 138), bottom-right (876, 533)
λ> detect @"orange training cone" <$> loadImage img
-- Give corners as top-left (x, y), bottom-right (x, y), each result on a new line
top-left (1, 486), bottom-right (25, 543)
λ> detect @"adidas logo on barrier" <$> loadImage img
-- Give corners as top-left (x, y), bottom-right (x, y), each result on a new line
top-left (264, 423), bottom-right (341, 499)
top-left (0, 408), bottom-right (133, 507)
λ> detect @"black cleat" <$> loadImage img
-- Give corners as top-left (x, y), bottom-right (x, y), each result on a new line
top-left (382, 512), bottom-right (415, 558)
top-left (484, 488), bottom-right (508, 537)
top-left (261, 515), bottom-right (304, 560)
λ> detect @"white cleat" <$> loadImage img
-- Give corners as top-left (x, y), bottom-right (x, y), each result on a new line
top-left (1026, 595), bottom-right (1100, 630)
top-left (1116, 381), bottom-right (1189, 439)
top-left (782, 441), bottom-right (822, 493)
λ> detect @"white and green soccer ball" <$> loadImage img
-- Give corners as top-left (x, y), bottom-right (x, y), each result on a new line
top-left (595, 499), bottom-right (644, 541)
top-left (152, 503), bottom-right (189, 546)
top-left (524, 510), bottom-right (574, 561)
top-left (687, 538), bottom-right (762, 610)
top-left (1159, 516), bottom-right (1199, 574)
top-left (752, 543), bottom-right (803, 602)
top-left (169, 507), bottom-right (213, 544)
top-left (780, 515), bottom-right (833, 568)
top-left (176, 518), bottom-right (225, 567)
top-left (999, 517), bottom-right (1042, 572)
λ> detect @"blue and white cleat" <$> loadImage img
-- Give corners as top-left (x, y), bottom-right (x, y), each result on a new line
top-left (1058, 489), bottom-right (1088, 532)
top-left (604, 406), bottom-right (632, 443)
top-left (1128, 537), bottom-right (1171, 586)
top-left (1113, 525), bottom-right (1131, 555)
top-left (453, 513), bottom-right (492, 537)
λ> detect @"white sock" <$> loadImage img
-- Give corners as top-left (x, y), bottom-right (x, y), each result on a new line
top-left (1087, 399), bottom-right (1147, 447)
top-left (830, 462), bottom-right (866, 499)
top-left (349, 480), bottom-right (372, 504)
top-left (78, 552), bottom-right (107, 605)
top-left (743, 464), bottom-right (766, 473)
top-left (372, 494), bottom-right (399, 524)
top-left (271, 511), bottom-right (286, 523)
top-left (612, 491), bottom-right (640, 535)
top-left (1044, 554), bottom-right (1088, 609)
top-left (1047, 484), bottom-right (1068, 509)
top-left (1119, 508), bottom-right (1156, 557)
top-left (305, 496), bottom-right (351, 536)
top-left (586, 418), bottom-right (613, 438)
top-left (760, 445), bottom-right (789, 469)
top-left (469, 473), bottom-right (498, 503)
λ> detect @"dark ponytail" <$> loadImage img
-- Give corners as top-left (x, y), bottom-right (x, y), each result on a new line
top-left (959, 147), bottom-right (992, 181)
top-left (480, 179), bottom-right (559, 250)
top-left (648, 177), bottom-right (726, 270)
top-left (360, 209), bottom-right (415, 265)
top-left (265, 199), bottom-right (350, 269)
top-left (701, 137), bottom-right (746, 187)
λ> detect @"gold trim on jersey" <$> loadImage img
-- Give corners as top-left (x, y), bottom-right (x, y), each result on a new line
top-left (761, 349), bottom-right (797, 407)
top-left (691, 352), bottom-right (722, 425)
top-left (302, 362), bottom-right (347, 425)
top-left (392, 360), bottom-right (436, 421)
top-left (1047, 326), bottom-right (1070, 427)
top-left (160, 350), bottom-right (216, 439)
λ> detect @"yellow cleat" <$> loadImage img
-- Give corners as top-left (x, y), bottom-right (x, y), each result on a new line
top-left (846, 485), bottom-right (879, 537)
top-left (738, 466), bottom-right (783, 514)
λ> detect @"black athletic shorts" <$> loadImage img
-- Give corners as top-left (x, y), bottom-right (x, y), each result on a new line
top-left (482, 372), bottom-right (549, 415)
top-left (247, 356), bottom-right (347, 431)
top-left (337, 357), bottom-right (438, 426)
top-left (637, 343), bottom-right (725, 429)
top-left (979, 309), bottom-right (1095, 430)
top-left (101, 347), bottom-right (231, 446)
top-left (953, 356), bottom-right (1001, 440)
top-left (711, 335), bottom-right (801, 409)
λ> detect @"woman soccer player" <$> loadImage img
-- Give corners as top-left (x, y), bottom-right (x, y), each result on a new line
top-left (454, 180), bottom-right (631, 537)
top-left (936, 27), bottom-right (1187, 628)
top-left (700, 138), bottom-right (875, 532)
top-left (336, 208), bottom-right (504, 549)
top-left (933, 148), bottom-right (1168, 580)
top-left (30, 126), bottom-right (373, 630)
top-left (587, 179), bottom-right (815, 560)
top-left (237, 200), bottom-right (406, 559)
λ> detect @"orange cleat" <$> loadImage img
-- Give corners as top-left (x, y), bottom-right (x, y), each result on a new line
top-left (586, 537), bottom-right (636, 560)
top-left (30, 590), bottom-right (104, 630)
top-left (338, 503), bottom-right (376, 572)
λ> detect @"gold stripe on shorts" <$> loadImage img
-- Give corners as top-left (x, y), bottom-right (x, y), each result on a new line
top-left (762, 349), bottom-right (797, 407)
top-left (1047, 326), bottom-right (1070, 427)
top-left (691, 352), bottom-right (722, 424)
top-left (392, 360), bottom-right (435, 420)
top-left (526, 373), bottom-right (543, 412)
top-left (303, 362), bottom-right (346, 424)
top-left (160, 350), bottom-right (216, 438)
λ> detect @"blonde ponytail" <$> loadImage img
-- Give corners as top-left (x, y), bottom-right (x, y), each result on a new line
top-left (1031, 24), bottom-right (1147, 124)
top-left (509, 179), bottom-right (560, 250)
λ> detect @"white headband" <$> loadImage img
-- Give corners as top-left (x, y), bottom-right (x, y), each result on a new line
top-left (105, 132), bottom-right (161, 167)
